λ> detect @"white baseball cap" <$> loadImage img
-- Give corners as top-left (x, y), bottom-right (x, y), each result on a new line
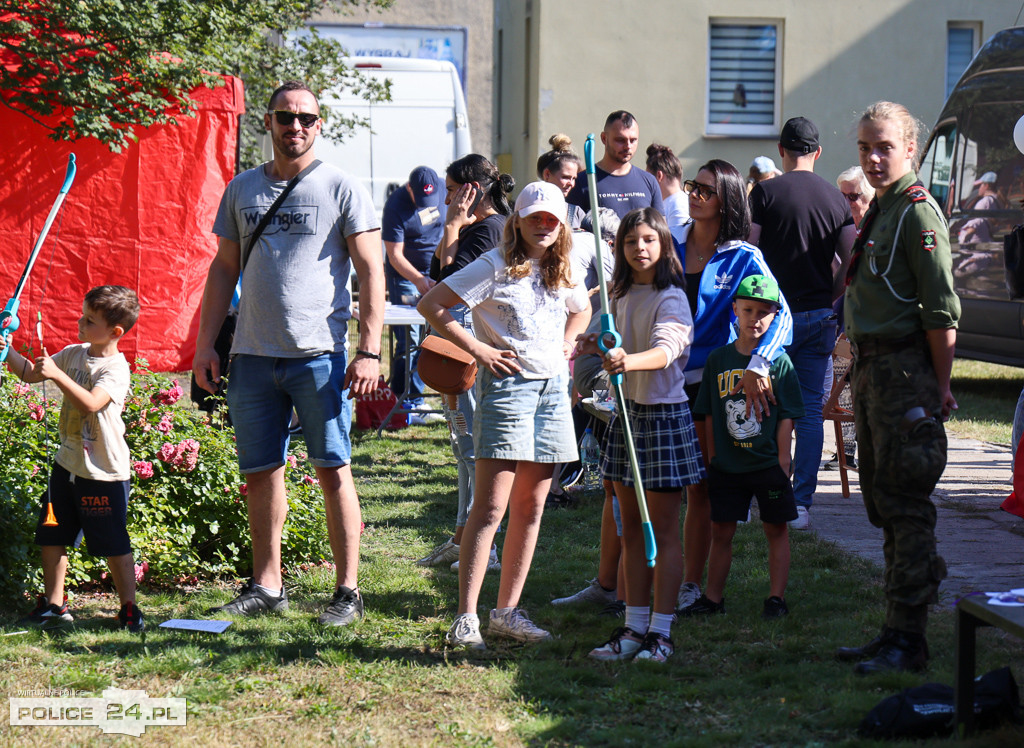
top-left (515, 181), bottom-right (567, 220)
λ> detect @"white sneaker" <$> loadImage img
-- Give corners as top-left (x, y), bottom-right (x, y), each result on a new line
top-left (676, 581), bottom-right (701, 611)
top-left (446, 613), bottom-right (486, 650)
top-left (451, 545), bottom-right (501, 572)
top-left (552, 578), bottom-right (616, 607)
top-left (416, 538), bottom-right (460, 567)
top-left (423, 412), bottom-right (447, 424)
top-left (789, 506), bottom-right (811, 531)
top-left (488, 607), bottom-right (552, 642)
top-left (588, 626), bottom-right (645, 660)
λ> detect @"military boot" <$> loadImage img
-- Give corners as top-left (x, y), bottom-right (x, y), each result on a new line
top-left (834, 626), bottom-right (892, 662)
top-left (854, 630), bottom-right (928, 675)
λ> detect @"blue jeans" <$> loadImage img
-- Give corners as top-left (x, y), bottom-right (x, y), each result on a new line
top-left (387, 274), bottom-right (426, 409)
top-left (788, 308), bottom-right (838, 509)
top-left (227, 352), bottom-right (352, 472)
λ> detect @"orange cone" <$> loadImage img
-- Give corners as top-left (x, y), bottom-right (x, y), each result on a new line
top-left (42, 500), bottom-right (57, 527)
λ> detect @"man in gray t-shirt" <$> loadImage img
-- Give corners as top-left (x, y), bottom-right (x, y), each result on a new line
top-left (193, 80), bottom-right (384, 628)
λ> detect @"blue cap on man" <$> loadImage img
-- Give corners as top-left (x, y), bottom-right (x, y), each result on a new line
top-left (408, 166), bottom-right (444, 209)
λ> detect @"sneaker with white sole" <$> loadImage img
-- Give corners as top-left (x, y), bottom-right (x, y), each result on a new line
top-left (213, 578), bottom-right (289, 616)
top-left (317, 585), bottom-right (364, 627)
top-left (634, 631), bottom-right (674, 662)
top-left (451, 545), bottom-right (500, 573)
top-left (551, 578), bottom-right (616, 607)
top-left (417, 538), bottom-right (460, 567)
top-left (789, 506), bottom-right (811, 531)
top-left (488, 607), bottom-right (552, 642)
top-left (446, 613), bottom-right (486, 650)
top-left (19, 594), bottom-right (73, 628)
top-left (588, 626), bottom-right (645, 660)
top-left (676, 581), bottom-right (701, 611)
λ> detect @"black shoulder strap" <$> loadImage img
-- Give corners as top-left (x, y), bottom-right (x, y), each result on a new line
top-left (241, 159), bottom-right (322, 272)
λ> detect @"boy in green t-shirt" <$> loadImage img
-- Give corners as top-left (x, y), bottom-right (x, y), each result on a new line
top-left (690, 275), bottom-right (804, 619)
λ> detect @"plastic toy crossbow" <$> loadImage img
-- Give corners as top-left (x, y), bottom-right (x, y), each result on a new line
top-left (584, 134), bottom-right (656, 567)
top-left (0, 153), bottom-right (77, 362)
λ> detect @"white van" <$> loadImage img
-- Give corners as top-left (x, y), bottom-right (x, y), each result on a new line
top-left (315, 57), bottom-right (472, 216)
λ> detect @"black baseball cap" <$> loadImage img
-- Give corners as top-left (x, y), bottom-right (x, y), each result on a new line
top-left (779, 117), bottom-right (819, 154)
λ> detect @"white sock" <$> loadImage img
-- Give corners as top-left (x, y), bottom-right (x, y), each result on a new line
top-left (624, 606), bottom-right (650, 635)
top-left (650, 612), bottom-right (674, 638)
top-left (255, 583), bottom-right (283, 598)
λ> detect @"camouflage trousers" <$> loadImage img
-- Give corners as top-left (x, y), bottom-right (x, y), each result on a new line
top-left (851, 344), bottom-right (948, 634)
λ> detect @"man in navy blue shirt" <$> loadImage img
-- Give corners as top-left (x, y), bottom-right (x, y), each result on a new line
top-left (383, 166), bottom-right (445, 419)
top-left (566, 110), bottom-right (664, 220)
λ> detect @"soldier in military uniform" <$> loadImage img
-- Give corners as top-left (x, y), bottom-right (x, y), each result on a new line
top-left (836, 101), bottom-right (961, 675)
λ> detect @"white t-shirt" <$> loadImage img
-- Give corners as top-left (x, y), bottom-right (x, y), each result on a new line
top-left (443, 247), bottom-right (590, 379)
top-left (53, 344), bottom-right (131, 481)
top-left (663, 191), bottom-right (690, 228)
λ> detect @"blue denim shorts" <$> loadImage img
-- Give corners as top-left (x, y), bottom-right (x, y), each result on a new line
top-left (227, 353), bottom-right (352, 473)
top-left (474, 370), bottom-right (577, 463)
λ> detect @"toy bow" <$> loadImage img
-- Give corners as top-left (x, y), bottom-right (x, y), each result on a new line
top-left (584, 135), bottom-right (656, 567)
top-left (0, 153), bottom-right (77, 362)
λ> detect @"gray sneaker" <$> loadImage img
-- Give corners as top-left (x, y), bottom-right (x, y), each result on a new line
top-left (446, 613), bottom-right (486, 650)
top-left (489, 607), bottom-right (552, 643)
top-left (214, 578), bottom-right (288, 616)
top-left (676, 581), bottom-right (701, 611)
top-left (552, 578), bottom-right (616, 607)
top-left (417, 538), bottom-right (460, 567)
top-left (451, 545), bottom-right (500, 572)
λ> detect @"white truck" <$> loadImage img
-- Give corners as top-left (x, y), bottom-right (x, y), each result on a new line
top-left (316, 57), bottom-right (472, 216)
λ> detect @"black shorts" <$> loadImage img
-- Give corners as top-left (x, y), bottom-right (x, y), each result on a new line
top-left (34, 464), bottom-right (132, 557)
top-left (707, 464), bottom-right (797, 524)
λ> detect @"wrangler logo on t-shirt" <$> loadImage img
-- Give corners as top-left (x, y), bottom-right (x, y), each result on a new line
top-left (241, 204), bottom-right (318, 236)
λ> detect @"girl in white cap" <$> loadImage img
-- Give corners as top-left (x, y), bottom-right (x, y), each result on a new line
top-left (419, 181), bottom-right (591, 649)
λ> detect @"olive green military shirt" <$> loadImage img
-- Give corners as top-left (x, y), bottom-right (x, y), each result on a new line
top-left (846, 171), bottom-right (961, 342)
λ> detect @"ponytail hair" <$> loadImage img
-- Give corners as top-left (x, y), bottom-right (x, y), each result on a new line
top-left (645, 143), bottom-right (682, 182)
top-left (446, 154), bottom-right (516, 215)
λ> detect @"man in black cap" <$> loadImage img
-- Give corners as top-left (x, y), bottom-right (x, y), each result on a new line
top-left (382, 166), bottom-right (446, 422)
top-left (748, 116), bottom-right (857, 530)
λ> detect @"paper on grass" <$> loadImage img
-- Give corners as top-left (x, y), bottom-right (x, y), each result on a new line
top-left (159, 619), bottom-right (233, 633)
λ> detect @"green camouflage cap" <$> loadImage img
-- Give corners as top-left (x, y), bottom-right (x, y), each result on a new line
top-left (733, 274), bottom-right (782, 309)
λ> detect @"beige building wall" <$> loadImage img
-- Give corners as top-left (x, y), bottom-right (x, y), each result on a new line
top-left (495, 0), bottom-right (1021, 187)
top-left (317, 0), bottom-right (494, 157)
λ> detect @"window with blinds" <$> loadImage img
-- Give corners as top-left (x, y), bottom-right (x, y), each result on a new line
top-left (946, 25), bottom-right (977, 99)
top-left (707, 22), bottom-right (780, 137)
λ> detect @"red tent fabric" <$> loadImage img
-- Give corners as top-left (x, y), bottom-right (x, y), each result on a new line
top-left (0, 77), bottom-right (243, 372)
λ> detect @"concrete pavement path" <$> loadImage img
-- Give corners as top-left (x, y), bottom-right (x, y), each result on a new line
top-left (808, 432), bottom-right (1024, 601)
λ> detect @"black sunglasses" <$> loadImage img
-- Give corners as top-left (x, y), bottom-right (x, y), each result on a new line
top-left (842, 192), bottom-right (862, 203)
top-left (683, 179), bottom-right (717, 201)
top-left (268, 110), bottom-right (320, 128)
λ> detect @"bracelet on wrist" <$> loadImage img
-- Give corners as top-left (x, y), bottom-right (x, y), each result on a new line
top-left (355, 349), bottom-right (381, 360)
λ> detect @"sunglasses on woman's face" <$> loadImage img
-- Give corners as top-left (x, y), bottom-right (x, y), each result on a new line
top-left (683, 179), bottom-right (717, 202)
top-left (268, 110), bottom-right (320, 128)
top-left (842, 192), bottom-right (862, 203)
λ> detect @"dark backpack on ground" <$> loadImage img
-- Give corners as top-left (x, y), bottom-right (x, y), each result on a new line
top-left (858, 666), bottom-right (1021, 739)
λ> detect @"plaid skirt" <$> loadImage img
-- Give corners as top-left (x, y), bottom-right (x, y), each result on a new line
top-left (601, 400), bottom-right (706, 491)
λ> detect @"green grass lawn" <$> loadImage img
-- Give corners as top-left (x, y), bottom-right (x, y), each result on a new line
top-left (2, 423), bottom-right (1024, 746)
top-left (948, 358), bottom-right (1023, 445)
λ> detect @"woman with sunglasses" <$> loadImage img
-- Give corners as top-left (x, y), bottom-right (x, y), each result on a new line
top-left (416, 155), bottom-right (515, 572)
top-left (670, 159), bottom-right (794, 617)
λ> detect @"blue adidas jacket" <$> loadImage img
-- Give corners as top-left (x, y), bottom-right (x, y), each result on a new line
top-left (672, 222), bottom-right (793, 384)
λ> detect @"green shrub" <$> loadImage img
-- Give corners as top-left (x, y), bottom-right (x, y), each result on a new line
top-left (0, 361), bottom-right (332, 603)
